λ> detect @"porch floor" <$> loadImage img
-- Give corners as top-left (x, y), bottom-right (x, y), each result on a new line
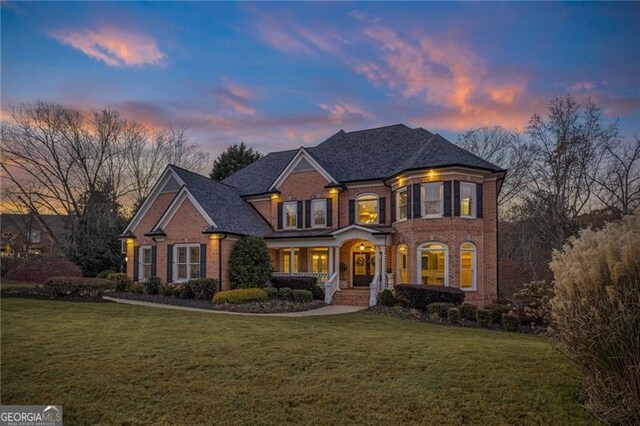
top-left (331, 287), bottom-right (370, 307)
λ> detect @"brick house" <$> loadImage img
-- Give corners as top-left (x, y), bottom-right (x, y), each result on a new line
top-left (1, 213), bottom-right (68, 256)
top-left (120, 124), bottom-right (505, 306)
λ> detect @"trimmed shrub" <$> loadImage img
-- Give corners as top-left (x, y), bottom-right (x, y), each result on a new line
top-left (549, 212), bottom-right (640, 425)
top-left (447, 307), bottom-right (460, 324)
top-left (485, 304), bottom-right (510, 324)
top-left (43, 276), bottom-right (116, 297)
top-left (278, 287), bottom-right (293, 300)
top-left (271, 276), bottom-right (317, 290)
top-left (311, 284), bottom-right (324, 301)
top-left (213, 288), bottom-right (267, 305)
top-left (107, 273), bottom-right (132, 291)
top-left (292, 289), bottom-right (313, 303)
top-left (427, 302), bottom-right (455, 318)
top-left (143, 277), bottom-right (162, 295)
top-left (131, 283), bottom-right (144, 294)
top-left (477, 309), bottom-right (492, 327)
top-left (509, 280), bottom-right (554, 326)
top-left (228, 236), bottom-right (272, 289)
top-left (177, 284), bottom-right (195, 299)
top-left (3, 255), bottom-right (82, 283)
top-left (184, 278), bottom-right (218, 300)
top-left (264, 287), bottom-right (279, 299)
top-left (97, 269), bottom-right (117, 279)
top-left (502, 313), bottom-right (520, 332)
top-left (160, 285), bottom-right (177, 297)
top-left (377, 289), bottom-right (395, 307)
top-left (395, 285), bottom-right (464, 310)
top-left (460, 304), bottom-right (477, 322)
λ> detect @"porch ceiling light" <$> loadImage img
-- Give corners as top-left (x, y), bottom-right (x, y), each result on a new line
top-left (359, 243), bottom-right (365, 252)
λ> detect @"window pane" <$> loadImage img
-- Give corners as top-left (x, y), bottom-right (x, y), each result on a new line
top-left (460, 183), bottom-right (475, 217)
top-left (189, 264), bottom-right (200, 279)
top-left (283, 252), bottom-right (290, 272)
top-left (420, 249), bottom-right (446, 286)
top-left (357, 196), bottom-right (378, 224)
top-left (143, 265), bottom-right (151, 279)
top-left (284, 202), bottom-right (297, 227)
top-left (424, 183), bottom-right (442, 216)
top-left (143, 248), bottom-right (152, 264)
top-left (177, 247), bottom-right (187, 264)
top-left (460, 250), bottom-right (474, 289)
top-left (311, 249), bottom-right (328, 273)
top-left (190, 246), bottom-right (200, 265)
top-left (178, 264), bottom-right (187, 279)
top-left (397, 190), bottom-right (407, 220)
top-left (312, 200), bottom-right (327, 227)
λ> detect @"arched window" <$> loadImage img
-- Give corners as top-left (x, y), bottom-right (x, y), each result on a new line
top-left (417, 242), bottom-right (448, 286)
top-left (397, 244), bottom-right (408, 284)
top-left (460, 242), bottom-right (476, 291)
top-left (356, 194), bottom-right (379, 225)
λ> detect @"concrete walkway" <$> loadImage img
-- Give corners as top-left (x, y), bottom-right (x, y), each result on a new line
top-left (102, 296), bottom-right (367, 317)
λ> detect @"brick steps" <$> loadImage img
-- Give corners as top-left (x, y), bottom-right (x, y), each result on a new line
top-left (331, 288), bottom-right (370, 306)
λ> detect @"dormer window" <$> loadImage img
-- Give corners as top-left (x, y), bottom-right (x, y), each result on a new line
top-left (356, 194), bottom-right (379, 225)
top-left (283, 201), bottom-right (298, 229)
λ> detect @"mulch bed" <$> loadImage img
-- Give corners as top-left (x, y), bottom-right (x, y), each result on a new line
top-left (107, 291), bottom-right (326, 313)
top-left (369, 305), bottom-right (540, 334)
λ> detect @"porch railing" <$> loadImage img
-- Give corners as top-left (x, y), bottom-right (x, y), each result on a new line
top-left (323, 271), bottom-right (339, 304)
top-left (273, 272), bottom-right (329, 282)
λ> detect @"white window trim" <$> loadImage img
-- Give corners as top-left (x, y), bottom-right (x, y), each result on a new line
top-left (355, 193), bottom-right (380, 225)
top-left (173, 243), bottom-right (201, 283)
top-left (422, 182), bottom-right (444, 218)
top-left (138, 245), bottom-right (152, 281)
top-left (283, 201), bottom-right (298, 230)
top-left (417, 242), bottom-right (449, 286)
top-left (310, 199), bottom-right (328, 228)
top-left (459, 182), bottom-right (477, 218)
top-left (460, 242), bottom-right (477, 291)
top-left (396, 187), bottom-right (408, 222)
top-left (309, 248), bottom-right (329, 274)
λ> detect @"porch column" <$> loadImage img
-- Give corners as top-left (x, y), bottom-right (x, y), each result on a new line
top-left (381, 245), bottom-right (387, 289)
top-left (334, 245), bottom-right (340, 290)
top-left (289, 248), bottom-right (295, 273)
top-left (328, 247), bottom-right (334, 278)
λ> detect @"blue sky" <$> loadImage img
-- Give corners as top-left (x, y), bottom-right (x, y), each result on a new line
top-left (2, 1), bottom-right (639, 156)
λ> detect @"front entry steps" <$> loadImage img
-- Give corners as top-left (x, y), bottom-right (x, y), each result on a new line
top-left (331, 288), bottom-right (370, 306)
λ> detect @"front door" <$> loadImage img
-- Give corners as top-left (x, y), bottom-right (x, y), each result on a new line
top-left (352, 252), bottom-right (375, 287)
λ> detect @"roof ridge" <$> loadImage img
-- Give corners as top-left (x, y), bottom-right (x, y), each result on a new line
top-left (169, 164), bottom-right (240, 190)
top-left (343, 123), bottom-right (409, 134)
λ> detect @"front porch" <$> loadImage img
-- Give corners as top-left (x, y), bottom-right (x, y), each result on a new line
top-left (266, 225), bottom-right (393, 306)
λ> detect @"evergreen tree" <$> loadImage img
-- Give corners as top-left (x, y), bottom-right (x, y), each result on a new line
top-left (210, 142), bottom-right (262, 180)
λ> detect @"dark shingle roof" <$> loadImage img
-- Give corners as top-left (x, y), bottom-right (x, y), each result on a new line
top-left (169, 166), bottom-right (272, 236)
top-left (223, 124), bottom-right (504, 195)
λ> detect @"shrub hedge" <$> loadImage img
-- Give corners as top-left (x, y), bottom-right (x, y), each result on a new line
top-left (292, 289), bottom-right (313, 303)
top-left (311, 284), bottom-right (324, 300)
top-left (107, 273), bottom-right (132, 291)
top-left (271, 276), bottom-right (317, 290)
top-left (459, 304), bottom-right (477, 322)
top-left (477, 309), bottom-right (492, 327)
top-left (278, 287), bottom-right (293, 300)
top-left (160, 285), bottom-right (177, 297)
top-left (427, 302), bottom-right (456, 318)
top-left (213, 288), bottom-right (268, 304)
top-left (143, 277), bottom-right (162, 295)
top-left (183, 278), bottom-right (218, 300)
top-left (377, 289), bottom-right (395, 306)
top-left (3, 255), bottom-right (82, 283)
top-left (502, 313), bottom-right (521, 332)
top-left (447, 307), bottom-right (461, 324)
top-left (485, 304), bottom-right (510, 324)
top-left (264, 287), bottom-right (279, 299)
top-left (97, 269), bottom-right (117, 279)
top-left (395, 285), bottom-right (465, 310)
top-left (43, 276), bottom-right (116, 297)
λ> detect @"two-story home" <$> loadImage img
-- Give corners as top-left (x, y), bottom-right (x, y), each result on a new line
top-left (120, 124), bottom-right (505, 306)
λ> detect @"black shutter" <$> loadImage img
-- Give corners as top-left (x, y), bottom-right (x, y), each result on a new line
top-left (305, 200), bottom-right (312, 228)
top-left (297, 201), bottom-right (303, 229)
top-left (133, 246), bottom-right (139, 282)
top-left (200, 244), bottom-right (207, 277)
top-left (390, 190), bottom-right (396, 223)
top-left (277, 202), bottom-right (283, 229)
top-left (443, 181), bottom-right (452, 217)
top-left (167, 244), bottom-right (174, 283)
top-left (348, 199), bottom-right (355, 224)
top-left (476, 183), bottom-right (483, 218)
top-left (151, 246), bottom-right (157, 277)
top-left (326, 198), bottom-right (333, 227)
top-left (454, 181), bottom-right (461, 216)
top-left (413, 183), bottom-right (421, 218)
top-left (406, 185), bottom-right (412, 219)
top-left (379, 197), bottom-right (386, 224)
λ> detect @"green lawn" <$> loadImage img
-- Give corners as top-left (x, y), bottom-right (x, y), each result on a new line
top-left (1, 298), bottom-right (595, 425)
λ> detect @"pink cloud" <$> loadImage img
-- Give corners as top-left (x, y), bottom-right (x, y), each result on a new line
top-left (318, 101), bottom-right (373, 124)
top-left (571, 81), bottom-right (596, 91)
top-left (212, 82), bottom-right (257, 116)
top-left (50, 26), bottom-right (166, 68)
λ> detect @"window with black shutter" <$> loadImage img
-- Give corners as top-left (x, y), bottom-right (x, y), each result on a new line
top-left (476, 183), bottom-right (483, 218)
top-left (378, 197), bottom-right (386, 224)
top-left (166, 244), bottom-right (174, 283)
top-left (453, 181), bottom-right (461, 216)
top-left (348, 199), bottom-right (355, 224)
top-left (443, 181), bottom-right (452, 216)
top-left (326, 198), bottom-right (333, 227)
top-left (412, 183), bottom-right (421, 218)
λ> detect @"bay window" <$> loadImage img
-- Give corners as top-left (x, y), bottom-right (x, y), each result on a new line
top-left (460, 242), bottom-right (476, 290)
top-left (418, 242), bottom-right (448, 286)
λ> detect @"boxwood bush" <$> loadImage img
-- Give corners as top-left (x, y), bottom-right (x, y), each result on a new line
top-left (264, 287), bottom-right (279, 299)
top-left (213, 288), bottom-right (267, 304)
top-left (447, 307), bottom-right (461, 324)
top-left (278, 287), bottom-right (293, 300)
top-left (107, 273), bottom-right (132, 291)
top-left (477, 309), bottom-right (492, 327)
top-left (459, 303), bottom-right (478, 322)
top-left (485, 304), bottom-right (510, 324)
top-left (311, 284), bottom-right (324, 300)
top-left (143, 277), bottom-right (162, 295)
top-left (271, 276), bottom-right (317, 290)
top-left (427, 302), bottom-right (456, 318)
top-left (377, 289), bottom-right (395, 306)
top-left (184, 278), bottom-right (218, 300)
top-left (395, 285), bottom-right (464, 310)
top-left (43, 276), bottom-right (116, 297)
top-left (292, 289), bottom-right (313, 303)
top-left (502, 313), bottom-right (521, 332)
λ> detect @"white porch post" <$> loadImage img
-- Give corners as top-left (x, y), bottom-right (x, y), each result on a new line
top-left (289, 248), bottom-right (295, 273)
top-left (334, 245), bottom-right (340, 290)
top-left (328, 247), bottom-right (334, 278)
top-left (381, 245), bottom-right (387, 289)
top-left (370, 246), bottom-right (381, 307)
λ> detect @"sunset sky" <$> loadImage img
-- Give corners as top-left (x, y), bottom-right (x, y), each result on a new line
top-left (2, 1), bottom-right (639, 156)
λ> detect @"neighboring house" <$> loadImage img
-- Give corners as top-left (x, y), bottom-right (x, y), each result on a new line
top-left (120, 124), bottom-right (505, 306)
top-left (0, 213), bottom-right (68, 256)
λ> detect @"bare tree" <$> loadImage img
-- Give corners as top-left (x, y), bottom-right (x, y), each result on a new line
top-left (593, 134), bottom-right (640, 218)
top-left (457, 126), bottom-right (529, 209)
top-left (522, 95), bottom-right (618, 248)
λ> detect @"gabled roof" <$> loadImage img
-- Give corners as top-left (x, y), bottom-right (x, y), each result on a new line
top-left (169, 166), bottom-right (272, 236)
top-left (223, 124), bottom-right (505, 196)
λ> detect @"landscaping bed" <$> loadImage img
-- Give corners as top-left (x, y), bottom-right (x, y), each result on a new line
top-left (107, 291), bottom-right (326, 313)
